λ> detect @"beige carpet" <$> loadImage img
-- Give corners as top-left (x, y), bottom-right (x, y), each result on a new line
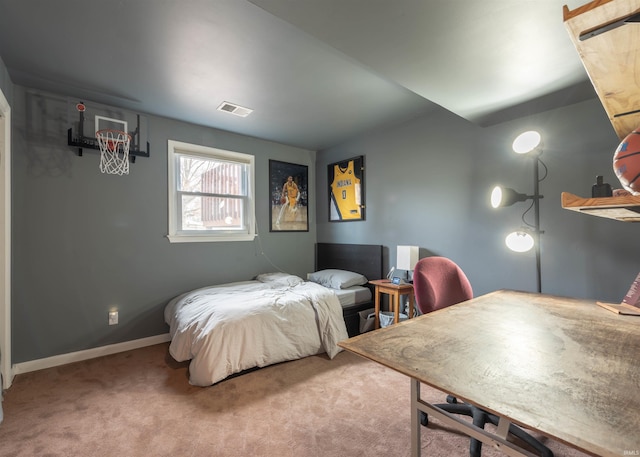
top-left (0, 343), bottom-right (590, 457)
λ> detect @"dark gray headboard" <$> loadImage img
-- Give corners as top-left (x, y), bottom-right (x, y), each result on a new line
top-left (315, 243), bottom-right (383, 283)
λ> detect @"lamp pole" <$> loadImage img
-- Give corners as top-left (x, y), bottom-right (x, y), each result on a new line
top-left (533, 156), bottom-right (542, 293)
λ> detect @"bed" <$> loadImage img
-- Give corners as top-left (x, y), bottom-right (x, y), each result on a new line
top-left (164, 243), bottom-right (383, 386)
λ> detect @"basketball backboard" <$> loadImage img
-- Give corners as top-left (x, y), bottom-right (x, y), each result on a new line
top-left (67, 98), bottom-right (149, 159)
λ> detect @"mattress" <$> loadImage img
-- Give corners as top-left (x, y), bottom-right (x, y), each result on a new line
top-left (165, 274), bottom-right (348, 386)
top-left (333, 285), bottom-right (372, 308)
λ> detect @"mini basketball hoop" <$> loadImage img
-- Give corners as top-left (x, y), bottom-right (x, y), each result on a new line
top-left (96, 129), bottom-right (131, 175)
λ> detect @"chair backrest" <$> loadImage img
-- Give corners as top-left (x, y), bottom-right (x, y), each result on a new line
top-left (413, 256), bottom-right (473, 314)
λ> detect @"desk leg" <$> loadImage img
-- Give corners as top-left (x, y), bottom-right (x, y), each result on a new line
top-left (411, 378), bottom-right (421, 457)
top-left (374, 288), bottom-right (380, 329)
top-left (411, 386), bottom-right (535, 457)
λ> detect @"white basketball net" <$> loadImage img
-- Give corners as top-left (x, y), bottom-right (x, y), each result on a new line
top-left (96, 129), bottom-right (131, 175)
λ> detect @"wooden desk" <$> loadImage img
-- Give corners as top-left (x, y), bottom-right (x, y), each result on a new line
top-left (338, 290), bottom-right (640, 457)
top-left (369, 279), bottom-right (415, 329)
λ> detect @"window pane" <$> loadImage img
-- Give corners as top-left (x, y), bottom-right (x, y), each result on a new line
top-left (167, 139), bottom-right (255, 243)
top-left (180, 194), bottom-right (244, 231)
top-left (178, 155), bottom-right (246, 197)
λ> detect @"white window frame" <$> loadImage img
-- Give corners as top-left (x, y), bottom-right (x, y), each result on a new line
top-left (167, 140), bottom-right (256, 243)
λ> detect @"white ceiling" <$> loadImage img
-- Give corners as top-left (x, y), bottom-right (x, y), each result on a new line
top-left (0, 0), bottom-right (594, 150)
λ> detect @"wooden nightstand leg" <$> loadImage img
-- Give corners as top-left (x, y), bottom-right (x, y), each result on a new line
top-left (374, 288), bottom-right (381, 329)
top-left (394, 291), bottom-right (400, 324)
top-left (409, 292), bottom-right (415, 318)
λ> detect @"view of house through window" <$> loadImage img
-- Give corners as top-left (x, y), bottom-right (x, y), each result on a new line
top-left (167, 140), bottom-right (255, 242)
top-left (178, 155), bottom-right (245, 230)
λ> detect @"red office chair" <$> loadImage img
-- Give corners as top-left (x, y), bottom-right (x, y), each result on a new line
top-left (413, 257), bottom-right (553, 457)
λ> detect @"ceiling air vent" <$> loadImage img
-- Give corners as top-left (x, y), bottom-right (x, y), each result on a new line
top-left (217, 101), bottom-right (253, 118)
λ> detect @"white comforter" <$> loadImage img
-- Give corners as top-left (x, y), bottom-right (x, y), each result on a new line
top-left (164, 275), bottom-right (348, 386)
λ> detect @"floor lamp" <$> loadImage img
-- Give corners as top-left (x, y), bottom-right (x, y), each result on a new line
top-left (490, 131), bottom-right (546, 293)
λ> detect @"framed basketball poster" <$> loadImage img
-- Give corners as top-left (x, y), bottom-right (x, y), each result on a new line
top-left (328, 156), bottom-right (365, 222)
top-left (269, 160), bottom-right (309, 232)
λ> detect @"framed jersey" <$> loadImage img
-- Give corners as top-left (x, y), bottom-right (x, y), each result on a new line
top-left (269, 160), bottom-right (309, 232)
top-left (328, 156), bottom-right (365, 222)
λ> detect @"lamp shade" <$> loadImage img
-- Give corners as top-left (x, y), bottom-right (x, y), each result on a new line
top-left (397, 245), bottom-right (419, 271)
top-left (505, 230), bottom-right (534, 252)
top-left (490, 186), bottom-right (528, 208)
top-left (512, 131), bottom-right (541, 154)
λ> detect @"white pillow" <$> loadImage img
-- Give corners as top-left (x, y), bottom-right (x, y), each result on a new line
top-left (255, 272), bottom-right (304, 286)
top-left (308, 269), bottom-right (368, 289)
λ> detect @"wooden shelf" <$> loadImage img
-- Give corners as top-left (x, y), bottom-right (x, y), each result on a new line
top-left (562, 2), bottom-right (640, 221)
top-left (563, 0), bottom-right (640, 140)
top-left (561, 192), bottom-right (640, 221)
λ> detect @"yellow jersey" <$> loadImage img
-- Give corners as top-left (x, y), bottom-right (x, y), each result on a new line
top-left (330, 160), bottom-right (361, 220)
top-left (284, 181), bottom-right (298, 208)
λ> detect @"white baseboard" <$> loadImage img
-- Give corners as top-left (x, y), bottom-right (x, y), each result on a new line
top-left (12, 334), bottom-right (172, 376)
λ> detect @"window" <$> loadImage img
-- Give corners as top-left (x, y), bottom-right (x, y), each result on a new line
top-left (167, 140), bottom-right (255, 243)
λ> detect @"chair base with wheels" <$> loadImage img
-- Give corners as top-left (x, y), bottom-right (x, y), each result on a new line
top-left (420, 396), bottom-right (554, 457)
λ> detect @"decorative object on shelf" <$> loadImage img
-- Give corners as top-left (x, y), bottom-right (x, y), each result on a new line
top-left (328, 156), bottom-right (365, 222)
top-left (396, 245), bottom-right (419, 282)
top-left (269, 160), bottom-right (309, 232)
top-left (592, 175), bottom-right (613, 197)
top-left (613, 125), bottom-right (640, 194)
top-left (491, 130), bottom-right (546, 293)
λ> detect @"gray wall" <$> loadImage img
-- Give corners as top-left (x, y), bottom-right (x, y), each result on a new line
top-left (0, 55), bottom-right (12, 105)
top-left (316, 98), bottom-right (640, 302)
top-left (12, 82), bottom-right (640, 364)
top-left (11, 87), bottom-right (317, 363)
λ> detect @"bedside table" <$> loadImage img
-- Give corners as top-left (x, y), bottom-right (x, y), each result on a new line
top-left (369, 279), bottom-right (415, 329)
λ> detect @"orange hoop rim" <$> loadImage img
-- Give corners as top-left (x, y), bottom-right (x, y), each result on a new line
top-left (96, 129), bottom-right (132, 143)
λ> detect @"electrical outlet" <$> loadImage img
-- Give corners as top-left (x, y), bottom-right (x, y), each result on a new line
top-left (108, 311), bottom-right (118, 325)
